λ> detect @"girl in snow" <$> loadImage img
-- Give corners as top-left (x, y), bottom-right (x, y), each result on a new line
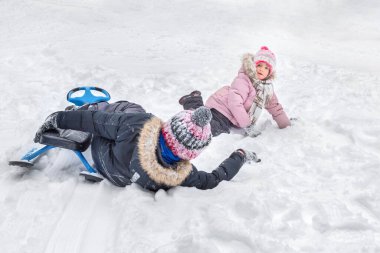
top-left (179, 46), bottom-right (291, 137)
top-left (33, 101), bottom-right (259, 191)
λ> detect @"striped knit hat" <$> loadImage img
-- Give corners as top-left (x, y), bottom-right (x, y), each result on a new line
top-left (255, 46), bottom-right (276, 75)
top-left (161, 106), bottom-right (212, 160)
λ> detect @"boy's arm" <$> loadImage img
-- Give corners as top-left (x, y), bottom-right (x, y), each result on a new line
top-left (181, 150), bottom-right (252, 190)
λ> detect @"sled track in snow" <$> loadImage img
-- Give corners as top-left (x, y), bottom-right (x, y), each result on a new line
top-left (44, 183), bottom-right (116, 253)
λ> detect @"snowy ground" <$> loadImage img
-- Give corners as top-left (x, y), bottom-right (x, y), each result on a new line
top-left (1, 0), bottom-right (380, 252)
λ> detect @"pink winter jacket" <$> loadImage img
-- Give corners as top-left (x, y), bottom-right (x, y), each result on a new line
top-left (205, 69), bottom-right (290, 129)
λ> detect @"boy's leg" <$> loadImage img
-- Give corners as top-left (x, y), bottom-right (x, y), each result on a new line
top-left (65, 102), bottom-right (106, 111)
top-left (75, 101), bottom-right (146, 114)
top-left (100, 101), bottom-right (146, 113)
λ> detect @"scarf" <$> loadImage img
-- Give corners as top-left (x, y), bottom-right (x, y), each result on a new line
top-left (248, 79), bottom-right (274, 126)
top-left (159, 132), bottom-right (181, 164)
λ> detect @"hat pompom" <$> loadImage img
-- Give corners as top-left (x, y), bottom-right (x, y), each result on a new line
top-left (191, 106), bottom-right (212, 127)
top-left (261, 46), bottom-right (269, 50)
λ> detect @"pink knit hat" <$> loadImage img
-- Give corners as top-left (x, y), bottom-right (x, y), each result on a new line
top-left (161, 106), bottom-right (212, 160)
top-left (255, 46), bottom-right (276, 75)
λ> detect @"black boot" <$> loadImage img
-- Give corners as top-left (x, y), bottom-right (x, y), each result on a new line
top-left (178, 90), bottom-right (202, 105)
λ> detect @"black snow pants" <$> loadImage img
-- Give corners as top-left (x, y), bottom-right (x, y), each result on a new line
top-left (181, 96), bottom-right (231, 137)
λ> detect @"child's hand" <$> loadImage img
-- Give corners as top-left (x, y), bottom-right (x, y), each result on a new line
top-left (244, 125), bottom-right (261, 138)
top-left (237, 149), bottom-right (261, 163)
top-left (289, 117), bottom-right (298, 126)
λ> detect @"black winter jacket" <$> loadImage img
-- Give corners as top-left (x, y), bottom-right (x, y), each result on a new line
top-left (56, 110), bottom-right (245, 191)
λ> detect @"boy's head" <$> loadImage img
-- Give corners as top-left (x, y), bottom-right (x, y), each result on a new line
top-left (162, 106), bottom-right (212, 160)
top-left (254, 46), bottom-right (276, 79)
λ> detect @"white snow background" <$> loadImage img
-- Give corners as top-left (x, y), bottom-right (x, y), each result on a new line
top-left (1, 0), bottom-right (380, 252)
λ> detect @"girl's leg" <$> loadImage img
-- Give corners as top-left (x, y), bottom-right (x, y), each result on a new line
top-left (179, 91), bottom-right (231, 136)
top-left (209, 109), bottom-right (232, 137)
top-left (179, 91), bottom-right (204, 110)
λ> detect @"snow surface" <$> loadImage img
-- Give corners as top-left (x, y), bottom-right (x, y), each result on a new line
top-left (1, 0), bottom-right (380, 252)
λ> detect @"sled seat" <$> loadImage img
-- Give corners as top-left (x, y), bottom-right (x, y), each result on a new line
top-left (39, 129), bottom-right (92, 152)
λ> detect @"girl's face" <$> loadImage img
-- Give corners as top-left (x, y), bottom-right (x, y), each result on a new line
top-left (256, 62), bottom-right (270, 80)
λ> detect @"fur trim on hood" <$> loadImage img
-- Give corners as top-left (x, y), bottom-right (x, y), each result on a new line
top-left (242, 53), bottom-right (275, 81)
top-left (137, 117), bottom-right (193, 187)
top-left (242, 53), bottom-right (256, 80)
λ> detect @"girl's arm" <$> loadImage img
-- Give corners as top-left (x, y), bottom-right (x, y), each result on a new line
top-left (266, 93), bottom-right (291, 128)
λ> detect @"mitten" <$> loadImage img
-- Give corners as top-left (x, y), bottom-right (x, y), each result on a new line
top-left (289, 117), bottom-right (298, 126)
top-left (237, 149), bottom-right (261, 163)
top-left (34, 112), bottom-right (59, 143)
top-left (244, 124), bottom-right (261, 138)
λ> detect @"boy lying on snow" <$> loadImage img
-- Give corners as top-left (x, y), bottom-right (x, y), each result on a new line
top-left (33, 101), bottom-right (260, 191)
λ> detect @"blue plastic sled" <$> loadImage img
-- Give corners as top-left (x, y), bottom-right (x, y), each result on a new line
top-left (9, 86), bottom-right (111, 182)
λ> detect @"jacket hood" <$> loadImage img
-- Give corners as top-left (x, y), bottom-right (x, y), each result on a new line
top-left (241, 53), bottom-right (256, 80)
top-left (137, 117), bottom-right (193, 187)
